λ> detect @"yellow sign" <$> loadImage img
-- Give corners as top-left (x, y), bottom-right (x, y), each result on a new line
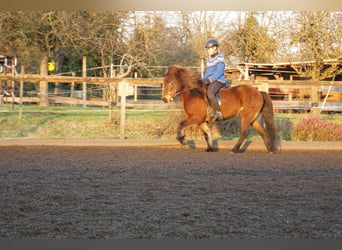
top-left (48, 61), bottom-right (55, 72)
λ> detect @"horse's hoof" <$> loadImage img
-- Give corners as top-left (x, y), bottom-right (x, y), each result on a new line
top-left (176, 136), bottom-right (186, 145)
top-left (205, 148), bottom-right (215, 152)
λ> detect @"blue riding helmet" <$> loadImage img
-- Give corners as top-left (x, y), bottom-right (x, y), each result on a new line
top-left (204, 38), bottom-right (219, 49)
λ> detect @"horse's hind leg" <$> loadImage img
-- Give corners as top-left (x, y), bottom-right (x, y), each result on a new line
top-left (251, 117), bottom-right (272, 153)
top-left (198, 121), bottom-right (214, 152)
top-left (232, 117), bottom-right (250, 153)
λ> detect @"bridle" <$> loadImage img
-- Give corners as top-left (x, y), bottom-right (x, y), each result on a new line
top-left (165, 79), bottom-right (184, 100)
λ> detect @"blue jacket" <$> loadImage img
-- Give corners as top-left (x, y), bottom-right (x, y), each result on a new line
top-left (202, 53), bottom-right (226, 83)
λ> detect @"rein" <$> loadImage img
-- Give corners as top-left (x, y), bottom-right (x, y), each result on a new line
top-left (175, 90), bottom-right (184, 96)
top-left (168, 79), bottom-right (184, 98)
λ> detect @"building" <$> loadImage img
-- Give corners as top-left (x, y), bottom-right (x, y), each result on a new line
top-left (225, 58), bottom-right (342, 81)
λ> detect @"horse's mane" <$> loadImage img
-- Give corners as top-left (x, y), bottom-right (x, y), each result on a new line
top-left (167, 65), bottom-right (201, 89)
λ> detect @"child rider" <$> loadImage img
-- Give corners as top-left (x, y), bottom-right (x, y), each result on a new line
top-left (201, 38), bottom-right (227, 121)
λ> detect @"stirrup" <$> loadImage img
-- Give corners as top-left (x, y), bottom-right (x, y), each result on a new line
top-left (212, 112), bottom-right (224, 121)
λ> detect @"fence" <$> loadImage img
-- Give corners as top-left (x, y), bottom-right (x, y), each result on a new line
top-left (1, 74), bottom-right (342, 112)
top-left (238, 80), bottom-right (342, 113)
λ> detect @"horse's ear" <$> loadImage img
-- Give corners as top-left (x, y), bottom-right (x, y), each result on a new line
top-left (177, 67), bottom-right (186, 80)
top-left (166, 65), bottom-right (181, 76)
top-left (177, 68), bottom-right (184, 73)
top-left (173, 66), bottom-right (185, 79)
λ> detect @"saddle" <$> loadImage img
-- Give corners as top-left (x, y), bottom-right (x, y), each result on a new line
top-left (223, 79), bottom-right (232, 89)
top-left (217, 80), bottom-right (231, 104)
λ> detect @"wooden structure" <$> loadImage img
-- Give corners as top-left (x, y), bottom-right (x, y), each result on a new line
top-left (0, 55), bottom-right (17, 104)
top-left (0, 55), bottom-right (17, 75)
top-left (224, 58), bottom-right (342, 112)
top-left (225, 58), bottom-right (342, 81)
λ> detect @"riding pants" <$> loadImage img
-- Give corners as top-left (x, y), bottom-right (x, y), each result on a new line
top-left (207, 80), bottom-right (224, 113)
top-left (207, 80), bottom-right (223, 100)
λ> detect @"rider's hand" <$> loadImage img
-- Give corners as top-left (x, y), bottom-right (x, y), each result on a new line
top-left (203, 79), bottom-right (210, 86)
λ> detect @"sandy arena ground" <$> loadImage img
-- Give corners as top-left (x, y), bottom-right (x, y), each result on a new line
top-left (0, 138), bottom-right (341, 239)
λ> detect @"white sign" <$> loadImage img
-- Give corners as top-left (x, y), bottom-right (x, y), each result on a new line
top-left (118, 81), bottom-right (134, 96)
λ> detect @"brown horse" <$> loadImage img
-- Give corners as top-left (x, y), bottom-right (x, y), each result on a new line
top-left (162, 65), bottom-right (278, 153)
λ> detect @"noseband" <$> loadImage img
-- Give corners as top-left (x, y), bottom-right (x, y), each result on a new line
top-left (167, 79), bottom-right (184, 98)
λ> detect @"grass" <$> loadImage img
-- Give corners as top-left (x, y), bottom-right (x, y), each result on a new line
top-left (0, 104), bottom-right (179, 139)
top-left (1, 104), bottom-right (341, 141)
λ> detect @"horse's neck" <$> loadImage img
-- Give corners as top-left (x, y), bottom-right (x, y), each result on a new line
top-left (189, 86), bottom-right (207, 99)
top-left (178, 78), bottom-right (205, 96)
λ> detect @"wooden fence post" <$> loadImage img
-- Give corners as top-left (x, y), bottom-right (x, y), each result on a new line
top-left (82, 56), bottom-right (87, 108)
top-left (119, 80), bottom-right (127, 140)
top-left (19, 65), bottom-right (24, 121)
top-left (261, 82), bottom-right (269, 93)
top-left (201, 57), bottom-right (206, 78)
top-left (134, 72), bottom-right (138, 102)
top-left (244, 65), bottom-right (250, 80)
top-left (11, 65), bottom-right (15, 110)
top-left (70, 72), bottom-right (75, 98)
top-left (108, 64), bottom-right (117, 123)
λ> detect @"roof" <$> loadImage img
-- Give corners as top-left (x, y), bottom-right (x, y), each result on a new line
top-left (225, 58), bottom-right (342, 79)
top-left (240, 58), bottom-right (341, 67)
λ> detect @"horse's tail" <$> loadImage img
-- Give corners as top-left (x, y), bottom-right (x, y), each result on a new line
top-left (261, 91), bottom-right (278, 152)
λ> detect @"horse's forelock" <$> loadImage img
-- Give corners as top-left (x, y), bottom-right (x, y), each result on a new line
top-left (165, 65), bottom-right (180, 80)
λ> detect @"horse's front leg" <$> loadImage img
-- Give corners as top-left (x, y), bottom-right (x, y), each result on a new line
top-left (176, 121), bottom-right (187, 145)
top-left (176, 116), bottom-right (203, 147)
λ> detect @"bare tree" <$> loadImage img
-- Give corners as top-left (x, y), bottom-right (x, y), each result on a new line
top-left (178, 11), bottom-right (228, 62)
top-left (289, 11), bottom-right (342, 80)
top-left (0, 11), bottom-right (62, 106)
top-left (55, 11), bottom-right (130, 77)
top-left (222, 12), bottom-right (277, 64)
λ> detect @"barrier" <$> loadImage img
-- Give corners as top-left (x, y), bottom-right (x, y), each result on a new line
top-left (0, 74), bottom-right (341, 112)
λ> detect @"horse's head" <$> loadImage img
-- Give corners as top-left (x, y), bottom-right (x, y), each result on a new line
top-left (162, 65), bottom-right (185, 103)
top-left (162, 65), bottom-right (200, 103)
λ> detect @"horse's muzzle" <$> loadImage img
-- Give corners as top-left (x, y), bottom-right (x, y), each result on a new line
top-left (162, 95), bottom-right (171, 103)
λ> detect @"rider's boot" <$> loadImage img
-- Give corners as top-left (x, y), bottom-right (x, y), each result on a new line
top-left (209, 97), bottom-right (224, 121)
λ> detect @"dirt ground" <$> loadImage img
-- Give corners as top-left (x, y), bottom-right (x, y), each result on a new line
top-left (0, 142), bottom-right (341, 239)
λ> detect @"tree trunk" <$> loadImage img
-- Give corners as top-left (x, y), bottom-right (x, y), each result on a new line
top-left (39, 54), bottom-right (49, 106)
